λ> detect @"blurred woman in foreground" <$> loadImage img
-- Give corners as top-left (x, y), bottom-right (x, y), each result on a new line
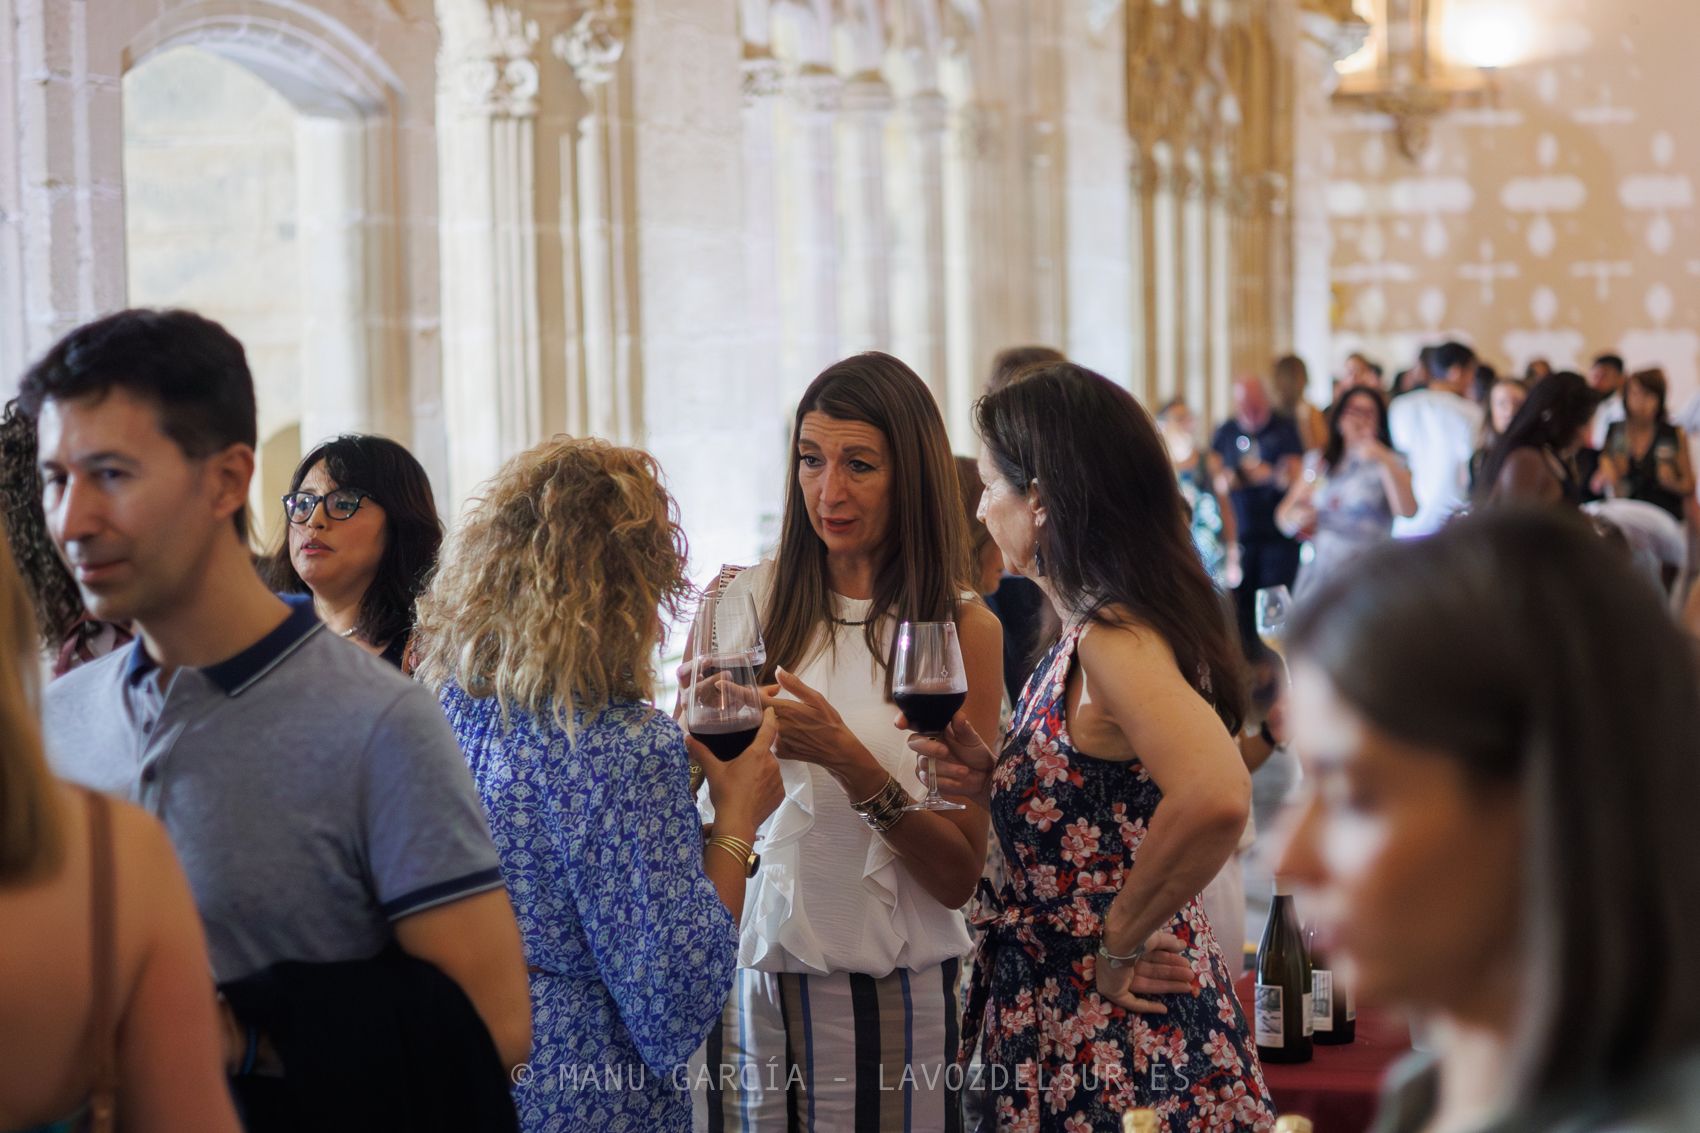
top-left (1280, 508), bottom-right (1700, 1133)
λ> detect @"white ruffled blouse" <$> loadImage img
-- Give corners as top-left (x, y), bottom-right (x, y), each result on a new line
top-left (714, 561), bottom-right (973, 977)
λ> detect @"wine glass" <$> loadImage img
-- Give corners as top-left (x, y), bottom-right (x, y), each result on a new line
top-left (692, 590), bottom-right (765, 672)
top-left (685, 653), bottom-right (765, 762)
top-left (894, 620), bottom-right (968, 813)
top-left (1255, 585), bottom-right (1293, 650)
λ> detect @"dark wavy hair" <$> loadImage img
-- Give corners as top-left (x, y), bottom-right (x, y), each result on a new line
top-left (761, 353), bottom-right (970, 696)
top-left (1288, 508), bottom-right (1700, 1105)
top-left (975, 363), bottom-right (1246, 733)
top-left (1475, 371), bottom-right (1600, 503)
top-left (0, 400), bottom-right (84, 651)
top-left (17, 308), bottom-right (257, 542)
top-left (1320, 385), bottom-right (1395, 472)
top-left (261, 434), bottom-right (442, 649)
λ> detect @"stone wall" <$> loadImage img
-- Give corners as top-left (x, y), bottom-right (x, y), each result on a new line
top-left (1328, 0), bottom-right (1700, 405)
top-left (4, 0), bottom-right (1311, 584)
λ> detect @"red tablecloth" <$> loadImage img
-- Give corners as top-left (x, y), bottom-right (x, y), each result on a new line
top-left (1233, 972), bottom-right (1410, 1133)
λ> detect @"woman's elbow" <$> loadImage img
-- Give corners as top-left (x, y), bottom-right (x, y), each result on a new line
top-left (493, 1004), bottom-right (536, 1071)
top-left (1195, 772), bottom-right (1251, 842)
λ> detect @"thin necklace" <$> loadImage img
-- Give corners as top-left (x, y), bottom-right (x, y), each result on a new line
top-left (831, 617), bottom-right (868, 627)
top-left (339, 626), bottom-right (358, 639)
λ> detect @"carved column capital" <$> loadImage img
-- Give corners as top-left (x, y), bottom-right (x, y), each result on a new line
top-left (906, 89), bottom-right (950, 135)
top-left (784, 65), bottom-right (844, 115)
top-left (453, 5), bottom-right (542, 117)
top-left (553, 6), bottom-right (628, 90)
top-left (839, 71), bottom-right (894, 116)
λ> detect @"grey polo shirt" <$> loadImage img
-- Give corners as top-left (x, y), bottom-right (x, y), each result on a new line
top-left (42, 597), bottom-right (504, 981)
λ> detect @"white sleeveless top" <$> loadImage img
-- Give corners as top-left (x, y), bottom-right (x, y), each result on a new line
top-left (714, 561), bottom-right (973, 977)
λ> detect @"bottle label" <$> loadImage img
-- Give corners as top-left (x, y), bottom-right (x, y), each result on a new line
top-left (1302, 991), bottom-right (1314, 1037)
top-left (1312, 969), bottom-right (1333, 1032)
top-left (1255, 982), bottom-right (1283, 1048)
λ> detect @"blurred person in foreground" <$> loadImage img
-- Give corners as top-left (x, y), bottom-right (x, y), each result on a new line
top-left (1280, 507), bottom-right (1700, 1133)
top-left (0, 529), bottom-right (238, 1133)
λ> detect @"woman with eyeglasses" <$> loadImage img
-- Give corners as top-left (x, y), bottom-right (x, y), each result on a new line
top-left (261, 435), bottom-right (443, 668)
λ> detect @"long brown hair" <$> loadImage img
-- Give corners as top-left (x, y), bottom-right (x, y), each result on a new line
top-left (762, 353), bottom-right (970, 693)
top-left (976, 362), bottom-right (1247, 733)
top-left (0, 522), bottom-right (62, 882)
top-left (1288, 508), bottom-right (1700, 1104)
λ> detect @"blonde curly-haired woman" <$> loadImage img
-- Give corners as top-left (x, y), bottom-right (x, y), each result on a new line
top-left (414, 438), bottom-right (784, 1133)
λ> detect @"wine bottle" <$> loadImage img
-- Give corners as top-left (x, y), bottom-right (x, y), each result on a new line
top-left (1121, 1109), bottom-right (1160, 1133)
top-left (1274, 1117), bottom-right (1315, 1133)
top-left (1255, 879), bottom-right (1313, 1064)
top-left (1306, 921), bottom-right (1356, 1045)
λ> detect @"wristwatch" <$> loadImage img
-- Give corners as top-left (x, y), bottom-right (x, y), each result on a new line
top-left (1098, 938), bottom-right (1148, 970)
top-left (706, 834), bottom-right (760, 878)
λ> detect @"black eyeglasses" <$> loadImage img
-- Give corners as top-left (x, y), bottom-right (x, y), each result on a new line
top-left (282, 489), bottom-right (374, 525)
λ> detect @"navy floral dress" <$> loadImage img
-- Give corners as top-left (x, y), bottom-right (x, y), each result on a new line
top-left (441, 686), bottom-right (738, 1133)
top-left (962, 624), bottom-right (1274, 1132)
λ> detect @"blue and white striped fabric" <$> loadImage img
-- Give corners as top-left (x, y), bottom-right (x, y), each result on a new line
top-left (691, 961), bottom-right (963, 1133)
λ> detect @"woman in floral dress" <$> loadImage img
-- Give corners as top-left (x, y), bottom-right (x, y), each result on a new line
top-left (914, 363), bottom-right (1275, 1131)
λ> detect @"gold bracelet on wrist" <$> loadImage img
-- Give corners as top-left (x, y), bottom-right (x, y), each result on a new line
top-left (706, 835), bottom-right (760, 877)
top-left (708, 832), bottom-right (754, 859)
top-left (850, 774), bottom-right (911, 833)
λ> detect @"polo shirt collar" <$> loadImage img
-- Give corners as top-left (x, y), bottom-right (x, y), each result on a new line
top-left (122, 595), bottom-right (323, 697)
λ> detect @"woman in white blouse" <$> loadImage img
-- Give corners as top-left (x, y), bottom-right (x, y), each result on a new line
top-left (692, 352), bottom-right (1002, 1132)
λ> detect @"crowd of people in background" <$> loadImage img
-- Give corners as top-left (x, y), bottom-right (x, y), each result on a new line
top-left (2, 305), bottom-right (1699, 1133)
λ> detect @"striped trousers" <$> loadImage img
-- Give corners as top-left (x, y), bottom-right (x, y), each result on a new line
top-left (690, 961), bottom-right (963, 1133)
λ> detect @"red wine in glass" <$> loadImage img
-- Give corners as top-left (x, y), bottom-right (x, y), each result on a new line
top-left (893, 690), bottom-right (966, 735)
top-left (686, 653), bottom-right (763, 762)
top-left (894, 621), bottom-right (969, 813)
top-left (689, 723), bottom-right (762, 762)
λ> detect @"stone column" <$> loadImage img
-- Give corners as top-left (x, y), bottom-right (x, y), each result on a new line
top-left (555, 5), bottom-right (638, 444)
top-left (437, 5), bottom-right (545, 506)
top-left (774, 66), bottom-right (842, 390)
top-left (2, 0), bottom-right (127, 378)
top-left (833, 73), bottom-right (893, 353)
top-left (889, 88), bottom-right (951, 400)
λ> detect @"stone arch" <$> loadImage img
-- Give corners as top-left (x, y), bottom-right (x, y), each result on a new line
top-left (3, 0), bottom-right (446, 500)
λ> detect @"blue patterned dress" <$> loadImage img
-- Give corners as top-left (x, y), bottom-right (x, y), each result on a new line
top-left (441, 686), bottom-right (738, 1133)
top-left (961, 625), bottom-right (1274, 1132)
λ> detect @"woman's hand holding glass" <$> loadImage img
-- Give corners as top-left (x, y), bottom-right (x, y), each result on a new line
top-left (900, 714), bottom-right (997, 810)
top-left (692, 707), bottom-right (784, 835)
top-left (1093, 931), bottom-right (1195, 1015)
top-left (761, 667), bottom-right (864, 775)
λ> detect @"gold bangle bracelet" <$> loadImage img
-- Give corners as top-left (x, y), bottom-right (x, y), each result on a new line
top-left (706, 839), bottom-right (749, 870)
top-left (708, 832), bottom-right (754, 858)
top-left (850, 774), bottom-right (911, 833)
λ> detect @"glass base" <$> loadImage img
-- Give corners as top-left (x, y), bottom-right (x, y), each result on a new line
top-left (904, 795), bottom-right (966, 813)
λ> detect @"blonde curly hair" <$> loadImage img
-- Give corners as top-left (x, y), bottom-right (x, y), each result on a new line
top-left (412, 437), bottom-right (692, 728)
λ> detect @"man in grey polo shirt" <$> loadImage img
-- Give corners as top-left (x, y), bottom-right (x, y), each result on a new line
top-left (22, 308), bottom-right (532, 1073)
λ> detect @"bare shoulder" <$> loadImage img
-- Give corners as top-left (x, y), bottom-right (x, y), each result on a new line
top-left (957, 598), bottom-right (1002, 643)
top-left (1075, 609), bottom-right (1178, 674)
